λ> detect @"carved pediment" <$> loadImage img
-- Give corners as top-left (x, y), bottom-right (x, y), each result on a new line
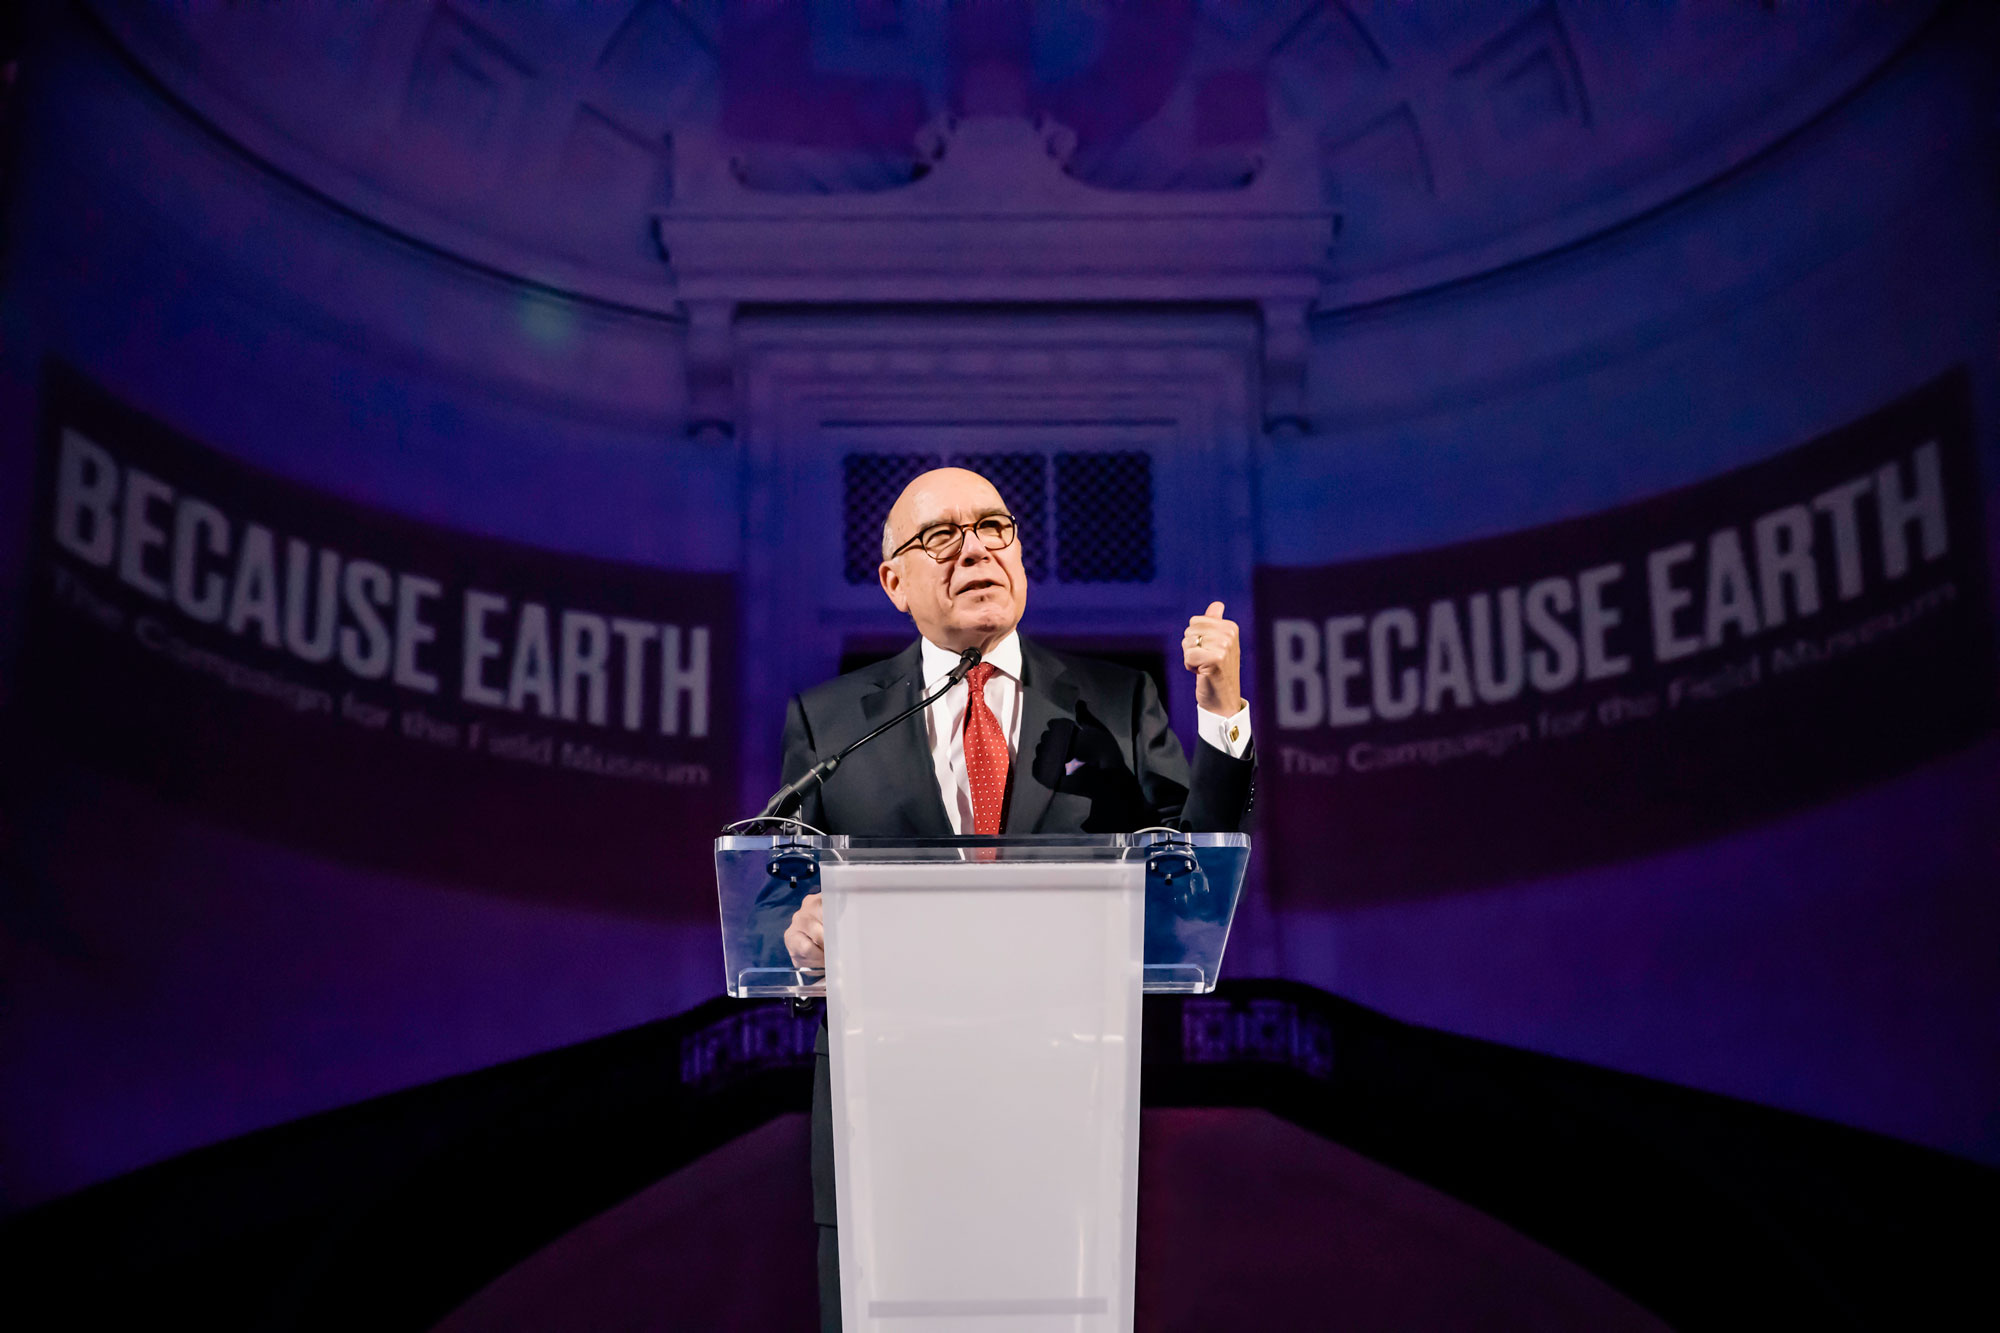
top-left (656, 116), bottom-right (1338, 306)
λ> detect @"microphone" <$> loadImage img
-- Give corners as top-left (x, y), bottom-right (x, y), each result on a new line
top-left (753, 645), bottom-right (984, 822)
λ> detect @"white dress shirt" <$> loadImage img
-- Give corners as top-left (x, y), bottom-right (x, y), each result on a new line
top-left (918, 632), bottom-right (1254, 835)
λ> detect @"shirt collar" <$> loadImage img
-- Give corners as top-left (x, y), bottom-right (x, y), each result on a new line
top-left (920, 630), bottom-right (1022, 690)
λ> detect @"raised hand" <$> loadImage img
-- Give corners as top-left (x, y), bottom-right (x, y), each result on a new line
top-left (1182, 600), bottom-right (1244, 717)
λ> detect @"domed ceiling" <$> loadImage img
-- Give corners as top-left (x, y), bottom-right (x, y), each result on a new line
top-left (88, 0), bottom-right (1937, 310)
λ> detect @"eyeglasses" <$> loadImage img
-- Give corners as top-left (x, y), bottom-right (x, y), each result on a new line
top-left (888, 514), bottom-right (1019, 563)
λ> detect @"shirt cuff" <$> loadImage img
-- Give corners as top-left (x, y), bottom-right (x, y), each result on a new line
top-left (1196, 701), bottom-right (1253, 759)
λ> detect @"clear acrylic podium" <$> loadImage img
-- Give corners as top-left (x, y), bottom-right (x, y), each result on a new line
top-left (715, 832), bottom-right (1250, 1333)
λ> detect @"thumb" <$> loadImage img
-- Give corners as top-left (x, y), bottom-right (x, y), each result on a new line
top-left (1205, 600), bottom-right (1225, 619)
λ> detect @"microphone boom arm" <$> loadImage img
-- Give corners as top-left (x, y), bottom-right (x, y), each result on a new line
top-left (753, 646), bottom-right (984, 822)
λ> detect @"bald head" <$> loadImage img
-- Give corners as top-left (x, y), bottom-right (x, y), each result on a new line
top-left (881, 467), bottom-right (1007, 560)
top-left (878, 466), bottom-right (1027, 653)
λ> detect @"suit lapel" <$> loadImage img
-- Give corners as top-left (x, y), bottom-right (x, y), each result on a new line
top-left (1007, 637), bottom-right (1080, 833)
top-left (860, 642), bottom-right (953, 838)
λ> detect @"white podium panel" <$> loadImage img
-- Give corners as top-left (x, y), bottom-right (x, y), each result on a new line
top-left (823, 858), bottom-right (1145, 1333)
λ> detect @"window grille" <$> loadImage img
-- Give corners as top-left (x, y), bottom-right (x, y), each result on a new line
top-left (1054, 451), bottom-right (1155, 583)
top-left (842, 453), bottom-right (940, 583)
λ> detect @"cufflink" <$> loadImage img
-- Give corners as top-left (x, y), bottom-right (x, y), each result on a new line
top-left (1228, 725), bottom-right (1240, 744)
top-left (1064, 758), bottom-right (1086, 776)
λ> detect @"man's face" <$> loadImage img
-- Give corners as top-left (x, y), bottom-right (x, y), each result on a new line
top-left (879, 468), bottom-right (1028, 652)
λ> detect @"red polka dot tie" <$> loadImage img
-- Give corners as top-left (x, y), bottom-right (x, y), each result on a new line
top-left (962, 662), bottom-right (1010, 836)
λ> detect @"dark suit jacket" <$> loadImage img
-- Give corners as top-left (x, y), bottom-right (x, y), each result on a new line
top-left (781, 635), bottom-right (1255, 1226)
top-left (780, 635), bottom-right (1254, 840)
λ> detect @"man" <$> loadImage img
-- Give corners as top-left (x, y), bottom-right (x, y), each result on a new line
top-left (777, 466), bottom-right (1254, 1330)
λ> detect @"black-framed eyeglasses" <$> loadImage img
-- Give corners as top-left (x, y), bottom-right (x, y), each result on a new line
top-left (888, 513), bottom-right (1019, 563)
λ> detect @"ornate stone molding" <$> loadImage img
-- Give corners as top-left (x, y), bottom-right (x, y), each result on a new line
top-left (656, 115), bottom-right (1335, 432)
top-left (658, 115), bottom-right (1335, 305)
top-left (77, 0), bottom-right (1942, 436)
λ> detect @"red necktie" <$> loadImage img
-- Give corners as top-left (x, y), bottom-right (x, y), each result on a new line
top-left (962, 662), bottom-right (1010, 835)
